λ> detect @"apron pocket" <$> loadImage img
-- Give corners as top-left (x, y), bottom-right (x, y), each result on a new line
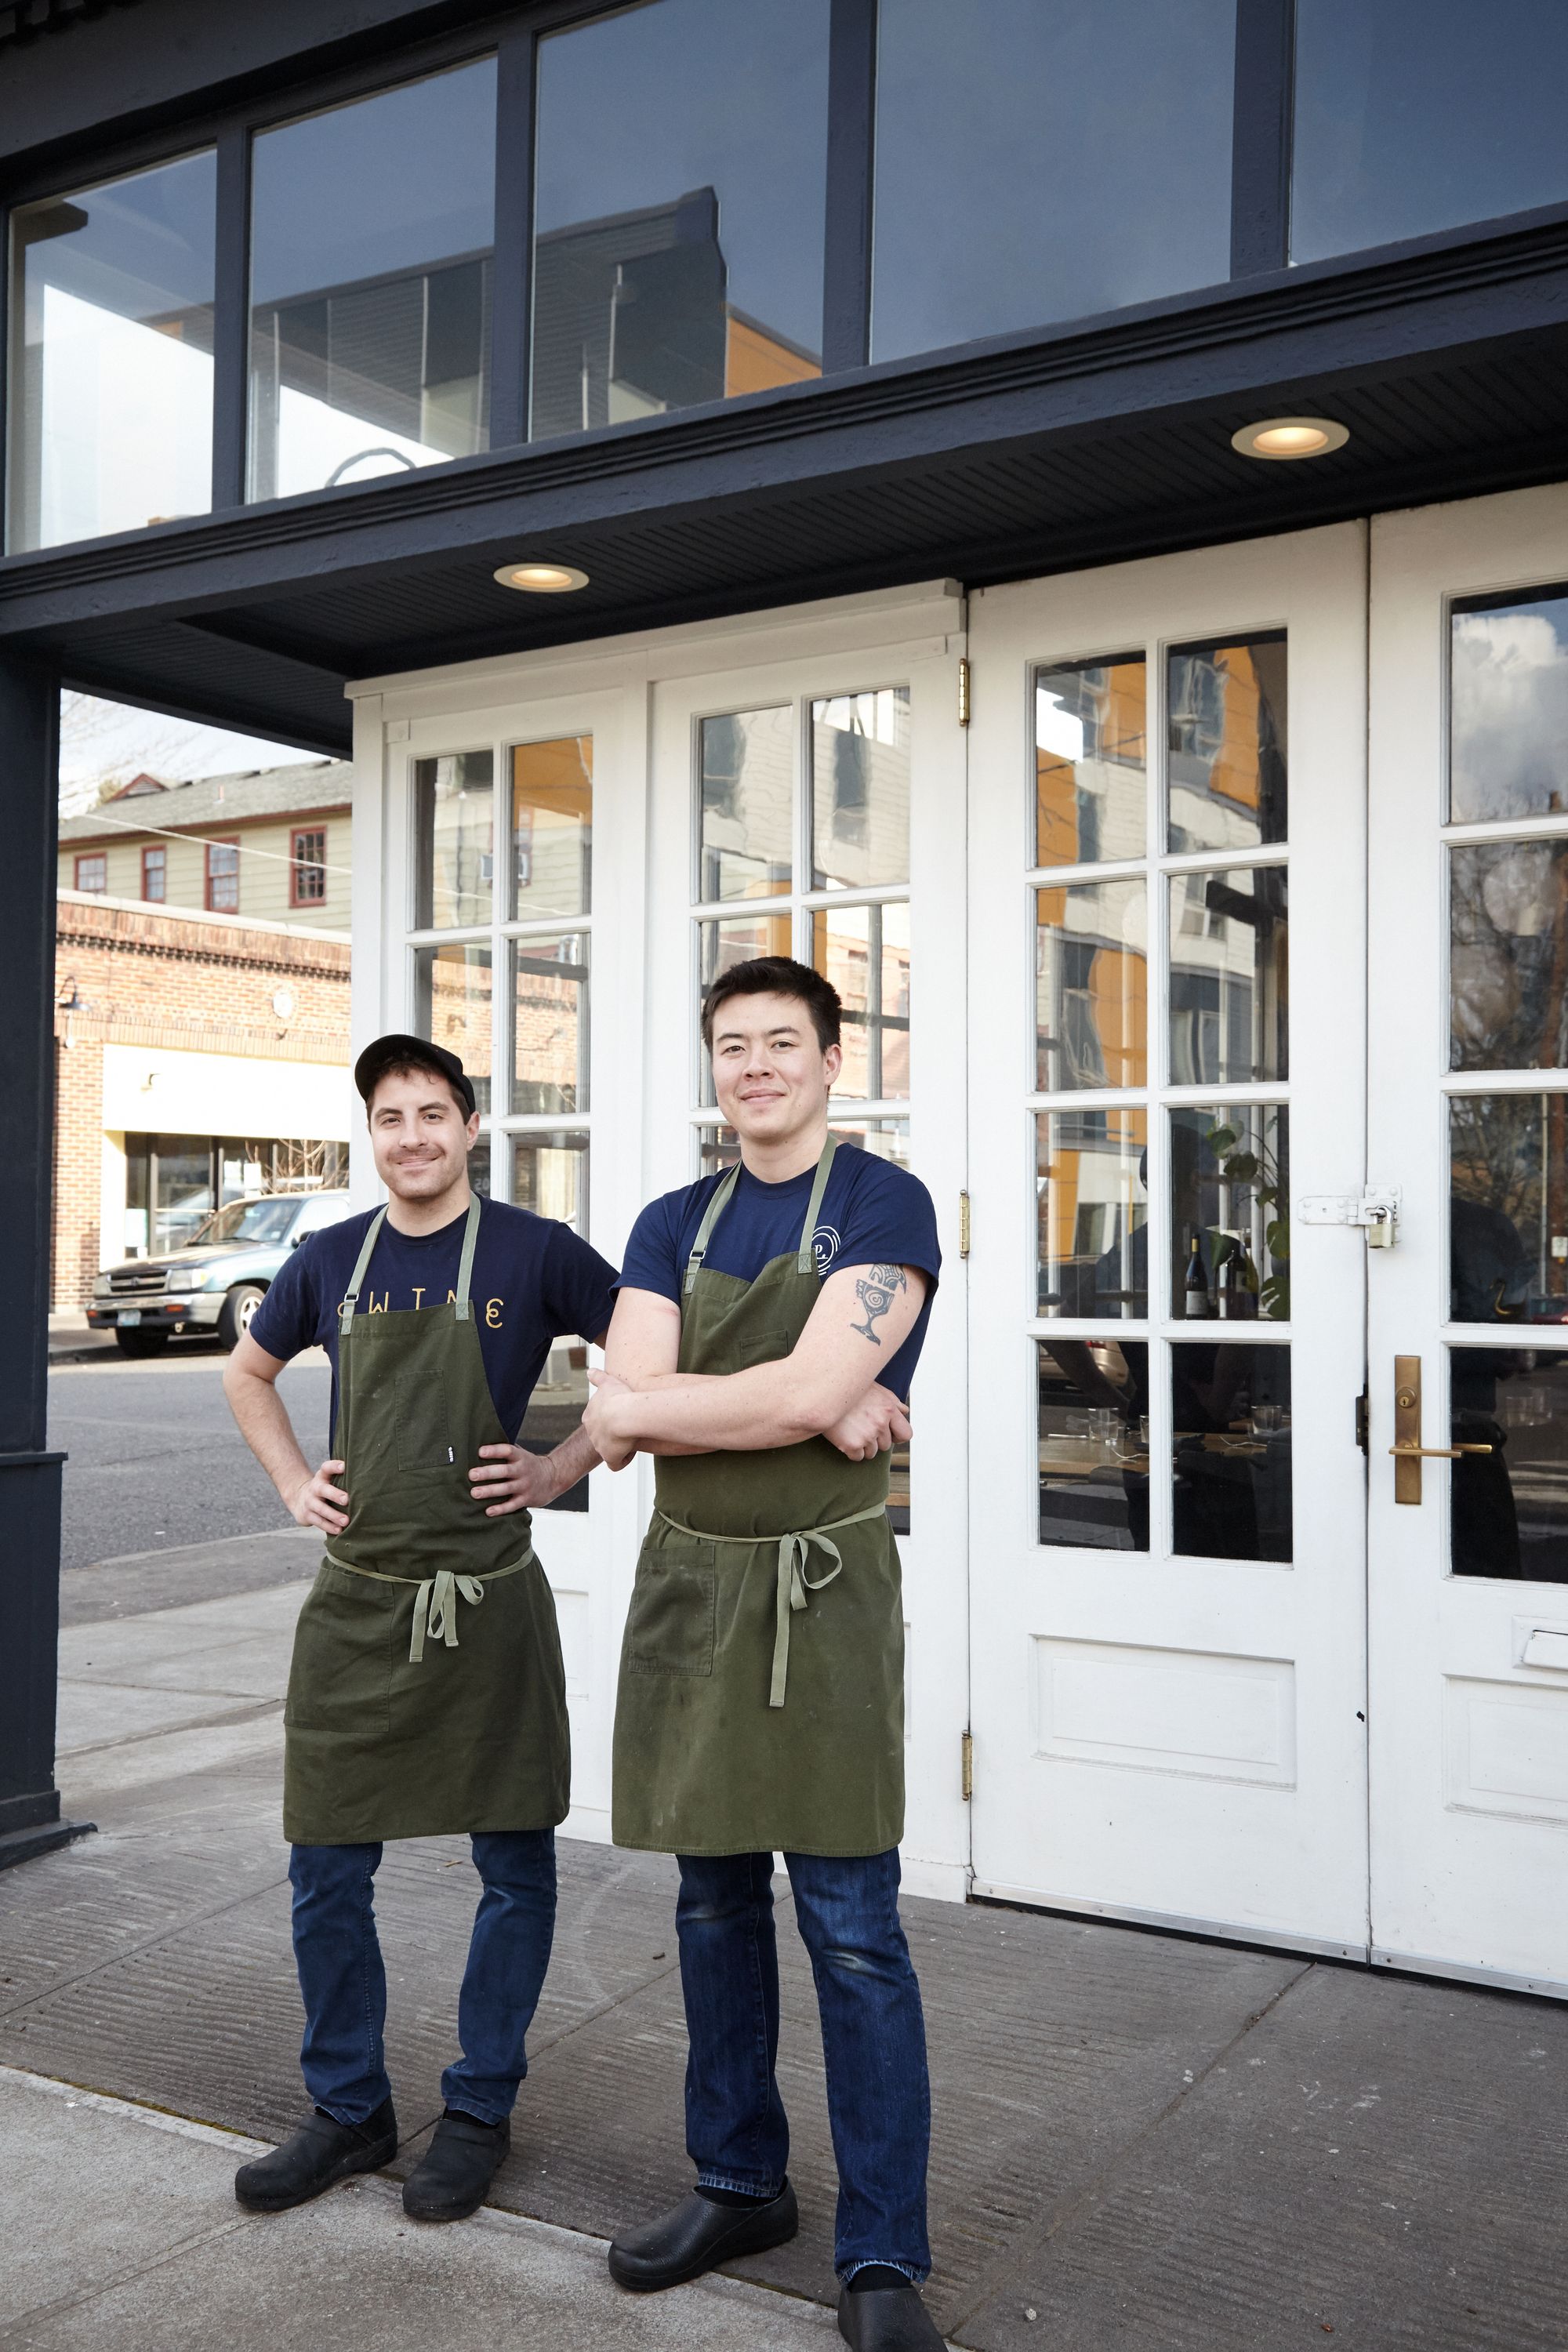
top-left (730, 1327), bottom-right (790, 1370)
top-left (394, 1370), bottom-right (456, 1473)
top-left (625, 1546), bottom-right (716, 1679)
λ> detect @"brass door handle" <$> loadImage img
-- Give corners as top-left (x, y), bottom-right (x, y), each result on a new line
top-left (1391, 1355), bottom-right (1496, 1503)
top-left (1388, 1443), bottom-right (1494, 1459)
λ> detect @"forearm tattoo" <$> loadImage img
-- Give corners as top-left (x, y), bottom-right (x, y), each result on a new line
top-left (851, 1263), bottom-right (907, 1345)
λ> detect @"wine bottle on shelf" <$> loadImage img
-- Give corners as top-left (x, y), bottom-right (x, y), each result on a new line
top-left (1216, 1236), bottom-right (1239, 1319)
top-left (1184, 1230), bottom-right (1210, 1318)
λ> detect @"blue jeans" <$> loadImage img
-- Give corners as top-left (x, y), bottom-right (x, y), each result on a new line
top-left (676, 1848), bottom-right (931, 2284)
top-left (288, 1831), bottom-right (557, 2127)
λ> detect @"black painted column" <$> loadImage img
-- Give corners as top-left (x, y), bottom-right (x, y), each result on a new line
top-left (0, 651), bottom-right (89, 1868)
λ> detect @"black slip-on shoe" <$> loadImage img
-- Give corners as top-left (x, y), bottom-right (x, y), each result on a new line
top-left (401, 2110), bottom-right (510, 2223)
top-left (838, 2279), bottom-right (947, 2351)
top-left (234, 2097), bottom-right (398, 2213)
top-left (607, 2183), bottom-right (799, 2292)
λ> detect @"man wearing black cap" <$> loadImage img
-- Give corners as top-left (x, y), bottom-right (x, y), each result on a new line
top-left (222, 1035), bottom-right (615, 2225)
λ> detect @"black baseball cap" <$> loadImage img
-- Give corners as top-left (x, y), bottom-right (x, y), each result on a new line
top-left (354, 1033), bottom-right (477, 1117)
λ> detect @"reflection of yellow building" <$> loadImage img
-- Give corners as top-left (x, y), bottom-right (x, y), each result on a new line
top-left (1036, 660), bottom-right (1145, 866)
top-left (724, 308), bottom-right (822, 398)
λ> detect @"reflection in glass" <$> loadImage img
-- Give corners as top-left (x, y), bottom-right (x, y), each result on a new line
top-left (1293, 0), bottom-right (1568, 266)
top-left (510, 1131), bottom-right (589, 1232)
top-left (1170, 1105), bottom-right (1290, 1321)
top-left (700, 707), bottom-right (792, 900)
top-left (466, 1138), bottom-right (492, 1199)
top-left (512, 935), bottom-right (588, 1113)
top-left (1036, 1110), bottom-right (1148, 1318)
top-left (872, 0), bottom-right (1233, 363)
top-left (249, 63), bottom-right (496, 501)
top-left (699, 1120), bottom-right (909, 1178)
top-left (697, 910), bottom-right (793, 1104)
top-left (532, 0), bottom-right (826, 439)
top-left (513, 737), bottom-right (592, 919)
top-left (811, 689), bottom-right (910, 890)
top-left (1167, 634), bottom-right (1287, 854)
top-left (413, 942), bottom-right (492, 1112)
top-left (1035, 657), bottom-right (1146, 868)
top-left (1169, 866), bottom-right (1288, 1085)
top-left (1450, 1094), bottom-right (1568, 1323)
top-left (1037, 1339), bottom-right (1150, 1552)
top-left (415, 752), bottom-right (495, 929)
top-left (1451, 841), bottom-right (1568, 1071)
top-left (1451, 1347), bottom-right (1568, 1581)
top-left (1171, 1343), bottom-right (1291, 1561)
top-left (9, 153), bottom-right (216, 551)
top-left (1035, 880), bottom-right (1146, 1092)
top-left (1450, 590), bottom-right (1568, 822)
top-left (812, 902), bottom-right (910, 1100)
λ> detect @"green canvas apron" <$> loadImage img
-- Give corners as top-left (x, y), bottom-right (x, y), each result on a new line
top-left (612, 1139), bottom-right (905, 1859)
top-left (282, 1198), bottom-right (570, 1846)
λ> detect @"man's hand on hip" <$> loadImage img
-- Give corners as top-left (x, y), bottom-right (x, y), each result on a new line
top-left (290, 1459), bottom-right (350, 1535)
top-left (823, 1383), bottom-right (912, 1463)
top-left (470, 1443), bottom-right (564, 1514)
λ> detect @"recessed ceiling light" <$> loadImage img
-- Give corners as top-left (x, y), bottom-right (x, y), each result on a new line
top-left (493, 561), bottom-right (589, 592)
top-left (1232, 416), bottom-right (1349, 461)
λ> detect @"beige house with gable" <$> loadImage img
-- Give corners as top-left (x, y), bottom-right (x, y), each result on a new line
top-left (58, 760), bottom-right (352, 931)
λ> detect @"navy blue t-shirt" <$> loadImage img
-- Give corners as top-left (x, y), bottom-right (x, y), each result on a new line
top-left (619, 1149), bottom-right (940, 1399)
top-left (249, 1196), bottom-right (619, 1446)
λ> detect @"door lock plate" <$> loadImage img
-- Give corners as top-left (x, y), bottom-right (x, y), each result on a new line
top-left (1300, 1186), bottom-right (1400, 1246)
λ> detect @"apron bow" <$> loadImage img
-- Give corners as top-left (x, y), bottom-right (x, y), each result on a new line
top-left (772, 1531), bottom-right (844, 1709)
top-left (409, 1568), bottom-right (487, 1664)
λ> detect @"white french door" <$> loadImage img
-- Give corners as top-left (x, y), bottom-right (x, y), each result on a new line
top-left (1367, 485), bottom-right (1568, 1994)
top-left (965, 526), bottom-right (1374, 1953)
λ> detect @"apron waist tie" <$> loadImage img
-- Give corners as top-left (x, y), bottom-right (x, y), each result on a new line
top-left (655, 1502), bottom-right (887, 1709)
top-left (323, 1548), bottom-right (537, 1664)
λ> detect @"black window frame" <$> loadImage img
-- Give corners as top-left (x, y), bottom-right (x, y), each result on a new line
top-left (5, 0), bottom-right (1568, 552)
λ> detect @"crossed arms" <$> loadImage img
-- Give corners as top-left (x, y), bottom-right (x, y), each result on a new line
top-left (583, 1261), bottom-right (927, 1471)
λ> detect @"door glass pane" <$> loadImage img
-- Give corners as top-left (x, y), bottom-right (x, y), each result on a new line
top-left (512, 935), bottom-right (588, 1113)
top-left (532, 0), bottom-right (827, 439)
top-left (9, 152), bottom-right (216, 552)
top-left (1450, 589), bottom-right (1568, 822)
top-left (812, 902), bottom-right (910, 1100)
top-left (413, 942), bottom-right (492, 1112)
top-left (1293, 0), bottom-right (1568, 264)
top-left (1451, 841), bottom-right (1568, 1071)
top-left (415, 752), bottom-right (495, 929)
top-left (1171, 1342), bottom-right (1292, 1562)
top-left (1451, 1346), bottom-right (1568, 1581)
top-left (1037, 1109), bottom-right (1148, 1318)
top-left (811, 688), bottom-right (910, 890)
top-left (872, 0), bottom-right (1234, 362)
top-left (1171, 1105), bottom-right (1290, 1321)
top-left (699, 706), bottom-right (792, 901)
top-left (1167, 634), bottom-right (1288, 853)
top-left (521, 1334), bottom-right (593, 1512)
top-left (1169, 866), bottom-right (1288, 1085)
top-left (1038, 1339), bottom-right (1150, 1552)
top-left (466, 1138), bottom-right (492, 1198)
top-left (248, 61), bottom-right (496, 501)
top-left (153, 1138), bottom-right (216, 1254)
top-left (1451, 1093), bottom-right (1568, 1323)
top-left (512, 736), bottom-right (593, 920)
top-left (1035, 880), bottom-right (1147, 1092)
top-left (1036, 657), bottom-right (1146, 869)
top-left (510, 1131), bottom-right (589, 1232)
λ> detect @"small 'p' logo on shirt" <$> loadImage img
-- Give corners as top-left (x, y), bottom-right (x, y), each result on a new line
top-left (812, 1224), bottom-right (842, 1272)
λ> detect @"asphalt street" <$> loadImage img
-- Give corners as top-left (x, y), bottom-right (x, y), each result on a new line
top-left (49, 1348), bottom-right (332, 1574)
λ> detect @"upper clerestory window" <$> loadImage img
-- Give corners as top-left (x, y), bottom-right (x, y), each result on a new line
top-left (8, 151), bottom-right (216, 553)
top-left (247, 58), bottom-right (497, 502)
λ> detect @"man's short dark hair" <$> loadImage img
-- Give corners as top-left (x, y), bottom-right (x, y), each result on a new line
top-left (700, 956), bottom-right (841, 1054)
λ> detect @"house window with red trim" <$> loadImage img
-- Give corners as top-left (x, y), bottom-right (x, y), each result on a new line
top-left (291, 826), bottom-right (328, 907)
top-left (205, 838), bottom-right (240, 913)
top-left (142, 845), bottom-right (166, 902)
top-left (74, 854), bottom-right (107, 893)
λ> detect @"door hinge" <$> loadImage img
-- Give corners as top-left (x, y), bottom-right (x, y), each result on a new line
top-left (958, 1190), bottom-right (971, 1258)
top-left (956, 655), bottom-right (971, 728)
top-left (960, 1730), bottom-right (973, 1802)
top-left (1356, 1387), bottom-right (1370, 1454)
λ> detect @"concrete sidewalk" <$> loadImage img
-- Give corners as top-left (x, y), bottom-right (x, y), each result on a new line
top-left (3, 1542), bottom-right (1567, 2348)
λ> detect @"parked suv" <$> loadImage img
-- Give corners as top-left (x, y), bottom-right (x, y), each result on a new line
top-left (88, 1189), bottom-right (350, 1356)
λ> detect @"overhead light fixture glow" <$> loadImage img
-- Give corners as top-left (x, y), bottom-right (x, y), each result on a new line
top-left (493, 561), bottom-right (590, 593)
top-left (1231, 416), bottom-right (1349, 461)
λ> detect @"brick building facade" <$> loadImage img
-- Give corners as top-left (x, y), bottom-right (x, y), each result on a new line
top-left (53, 890), bottom-right (352, 1308)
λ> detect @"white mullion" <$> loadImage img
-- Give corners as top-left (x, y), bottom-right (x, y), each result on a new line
top-left (501, 1112), bottom-right (594, 1136)
top-left (1443, 814), bottom-right (1568, 848)
top-left (405, 924), bottom-right (490, 951)
top-left (1440, 1069), bottom-right (1568, 1095)
top-left (1161, 1081), bottom-right (1293, 1109)
top-left (1159, 840), bottom-right (1291, 879)
top-left (687, 892), bottom-right (790, 924)
top-left (1026, 853), bottom-right (1150, 890)
top-left (800, 880), bottom-right (912, 913)
top-left (1146, 630), bottom-right (1174, 1565)
top-left (502, 912), bottom-right (595, 943)
top-left (795, 691), bottom-right (812, 966)
top-left (1029, 1085), bottom-right (1150, 1115)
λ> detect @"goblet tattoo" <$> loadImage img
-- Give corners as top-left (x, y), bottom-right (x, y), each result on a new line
top-left (851, 1262), bottom-right (906, 1345)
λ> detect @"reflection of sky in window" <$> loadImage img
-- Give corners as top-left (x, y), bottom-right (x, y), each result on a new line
top-left (1294, 0), bottom-right (1568, 264)
top-left (1451, 596), bottom-right (1568, 823)
top-left (872, 0), bottom-right (1234, 364)
top-left (22, 151), bottom-right (215, 321)
top-left (1036, 688), bottom-right (1087, 764)
top-left (250, 61), bottom-right (496, 307)
top-left (535, 0), bottom-right (828, 354)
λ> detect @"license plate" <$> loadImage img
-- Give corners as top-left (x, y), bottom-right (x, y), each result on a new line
top-left (117, 1309), bottom-right (141, 1327)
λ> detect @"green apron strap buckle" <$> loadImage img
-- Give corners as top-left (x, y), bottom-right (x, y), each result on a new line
top-left (684, 1159), bottom-right (742, 1295)
top-left (339, 1207), bottom-right (389, 1337)
top-left (408, 1567), bottom-right (487, 1664)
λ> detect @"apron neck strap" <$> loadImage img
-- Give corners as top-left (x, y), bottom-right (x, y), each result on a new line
top-left (684, 1158), bottom-right (742, 1296)
top-left (453, 1195), bottom-right (481, 1321)
top-left (339, 1207), bottom-right (388, 1337)
top-left (796, 1135), bottom-right (837, 1274)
